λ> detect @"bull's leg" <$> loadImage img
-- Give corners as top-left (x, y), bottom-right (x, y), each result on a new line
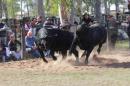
top-left (85, 47), bottom-right (94, 64)
top-left (81, 51), bottom-right (87, 58)
top-left (97, 43), bottom-right (102, 54)
top-left (72, 49), bottom-right (79, 63)
top-left (129, 38), bottom-right (130, 48)
top-left (38, 49), bottom-right (48, 63)
top-left (61, 50), bottom-right (67, 60)
top-left (50, 51), bottom-right (57, 61)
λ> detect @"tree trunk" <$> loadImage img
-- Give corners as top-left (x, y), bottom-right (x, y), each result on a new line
top-left (108, 2), bottom-right (111, 14)
top-left (94, 0), bottom-right (101, 23)
top-left (26, 0), bottom-right (29, 17)
top-left (2, 0), bottom-right (8, 24)
top-left (0, 0), bottom-right (3, 18)
top-left (104, 0), bottom-right (109, 51)
top-left (69, 0), bottom-right (75, 24)
top-left (115, 0), bottom-right (119, 20)
top-left (104, 0), bottom-right (108, 15)
top-left (21, 0), bottom-right (23, 18)
top-left (76, 0), bottom-right (82, 16)
top-left (37, 0), bottom-right (45, 19)
top-left (58, 0), bottom-right (68, 25)
top-left (4, 3), bottom-right (8, 21)
top-left (58, 3), bottom-right (63, 24)
top-left (20, 0), bottom-right (26, 59)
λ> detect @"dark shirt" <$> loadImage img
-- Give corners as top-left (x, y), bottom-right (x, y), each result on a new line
top-left (8, 40), bottom-right (21, 51)
top-left (36, 22), bottom-right (43, 29)
top-left (82, 17), bottom-right (93, 25)
top-left (0, 23), bottom-right (5, 28)
top-left (0, 43), bottom-right (6, 51)
top-left (44, 21), bottom-right (54, 26)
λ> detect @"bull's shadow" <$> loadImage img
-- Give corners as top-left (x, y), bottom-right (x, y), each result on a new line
top-left (105, 62), bottom-right (130, 68)
top-left (68, 55), bottom-right (130, 68)
top-left (105, 52), bottom-right (130, 68)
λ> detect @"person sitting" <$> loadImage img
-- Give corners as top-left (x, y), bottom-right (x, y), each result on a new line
top-left (25, 31), bottom-right (41, 58)
top-left (0, 22), bottom-right (5, 28)
top-left (8, 34), bottom-right (21, 61)
top-left (0, 41), bottom-right (7, 62)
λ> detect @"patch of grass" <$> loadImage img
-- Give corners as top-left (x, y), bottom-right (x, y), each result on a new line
top-left (0, 68), bottom-right (130, 86)
top-left (116, 40), bottom-right (129, 48)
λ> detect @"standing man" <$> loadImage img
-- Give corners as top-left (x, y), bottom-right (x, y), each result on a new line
top-left (107, 15), bottom-right (118, 49)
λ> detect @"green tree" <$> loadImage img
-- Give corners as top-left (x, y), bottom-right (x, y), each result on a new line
top-left (6, 0), bottom-right (20, 18)
top-left (37, 0), bottom-right (45, 19)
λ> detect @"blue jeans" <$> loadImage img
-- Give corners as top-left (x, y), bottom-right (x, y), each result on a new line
top-left (0, 50), bottom-right (7, 62)
top-left (43, 50), bottom-right (50, 57)
top-left (30, 49), bottom-right (41, 58)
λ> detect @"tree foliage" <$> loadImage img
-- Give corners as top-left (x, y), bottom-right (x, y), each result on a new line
top-left (0, 0), bottom-right (127, 19)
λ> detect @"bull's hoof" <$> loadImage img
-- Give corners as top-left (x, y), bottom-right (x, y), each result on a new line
top-left (85, 60), bottom-right (88, 65)
top-left (45, 60), bottom-right (48, 63)
top-left (42, 58), bottom-right (48, 63)
top-left (76, 58), bottom-right (80, 64)
top-left (53, 57), bottom-right (57, 61)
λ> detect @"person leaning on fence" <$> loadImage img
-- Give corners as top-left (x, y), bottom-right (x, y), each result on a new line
top-left (8, 35), bottom-right (21, 61)
top-left (25, 31), bottom-right (41, 58)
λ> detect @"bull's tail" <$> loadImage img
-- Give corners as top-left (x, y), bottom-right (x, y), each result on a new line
top-left (69, 34), bottom-right (77, 55)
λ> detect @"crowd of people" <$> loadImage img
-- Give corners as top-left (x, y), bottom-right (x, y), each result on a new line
top-left (0, 16), bottom-right (55, 62)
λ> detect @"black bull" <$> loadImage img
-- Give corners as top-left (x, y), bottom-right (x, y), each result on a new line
top-left (36, 28), bottom-right (79, 63)
top-left (36, 25), bottom-right (107, 64)
top-left (70, 25), bottom-right (107, 64)
top-left (127, 23), bottom-right (130, 48)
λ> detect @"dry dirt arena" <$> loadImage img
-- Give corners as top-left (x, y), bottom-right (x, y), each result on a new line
top-left (1, 48), bottom-right (130, 86)
top-left (1, 48), bottom-right (130, 72)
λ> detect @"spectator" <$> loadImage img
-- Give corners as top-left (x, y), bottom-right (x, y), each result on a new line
top-left (8, 34), bottom-right (21, 61)
top-left (107, 15), bottom-right (118, 48)
top-left (29, 18), bottom-right (37, 36)
top-left (31, 18), bottom-right (37, 28)
top-left (25, 31), bottom-right (41, 58)
top-left (0, 18), bottom-right (4, 28)
top-left (44, 18), bottom-right (55, 28)
top-left (81, 13), bottom-right (93, 26)
top-left (0, 41), bottom-right (7, 62)
top-left (0, 22), bottom-right (5, 28)
top-left (24, 19), bottom-right (31, 35)
top-left (35, 16), bottom-right (44, 35)
top-left (60, 19), bottom-right (71, 31)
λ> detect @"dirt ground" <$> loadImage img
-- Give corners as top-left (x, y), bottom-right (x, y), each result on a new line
top-left (1, 48), bottom-right (130, 73)
top-left (0, 48), bottom-right (130, 86)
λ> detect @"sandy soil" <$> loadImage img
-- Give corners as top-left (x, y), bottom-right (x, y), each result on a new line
top-left (0, 49), bottom-right (130, 73)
